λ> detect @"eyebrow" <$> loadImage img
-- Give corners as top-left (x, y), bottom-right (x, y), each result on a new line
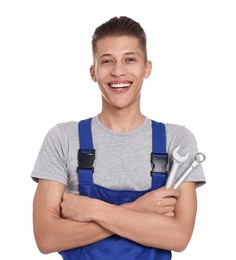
top-left (98, 52), bottom-right (139, 60)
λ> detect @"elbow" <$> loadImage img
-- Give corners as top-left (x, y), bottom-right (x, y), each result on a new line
top-left (171, 230), bottom-right (192, 252)
top-left (36, 239), bottom-right (54, 254)
top-left (34, 232), bottom-right (58, 254)
top-left (37, 245), bottom-right (51, 255)
top-left (33, 218), bottom-right (62, 254)
top-left (172, 241), bottom-right (188, 253)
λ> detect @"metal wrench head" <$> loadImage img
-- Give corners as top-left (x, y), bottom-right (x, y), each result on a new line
top-left (172, 146), bottom-right (189, 163)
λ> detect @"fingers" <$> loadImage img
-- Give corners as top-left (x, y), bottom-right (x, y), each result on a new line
top-left (162, 206), bottom-right (175, 214)
top-left (163, 196), bottom-right (177, 206)
top-left (164, 212), bottom-right (175, 218)
top-left (162, 188), bottom-right (180, 199)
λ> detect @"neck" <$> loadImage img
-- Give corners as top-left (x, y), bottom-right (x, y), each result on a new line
top-left (99, 107), bottom-right (144, 133)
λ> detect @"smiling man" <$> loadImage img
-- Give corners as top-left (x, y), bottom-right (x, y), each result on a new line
top-left (32, 16), bottom-right (206, 260)
top-left (90, 35), bottom-right (151, 132)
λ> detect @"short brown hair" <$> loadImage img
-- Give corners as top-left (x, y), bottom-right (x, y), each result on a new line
top-left (92, 16), bottom-right (147, 61)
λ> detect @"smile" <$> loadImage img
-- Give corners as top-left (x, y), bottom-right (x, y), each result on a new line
top-left (109, 82), bottom-right (132, 89)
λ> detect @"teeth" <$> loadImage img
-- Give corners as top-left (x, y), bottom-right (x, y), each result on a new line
top-left (110, 83), bottom-right (130, 88)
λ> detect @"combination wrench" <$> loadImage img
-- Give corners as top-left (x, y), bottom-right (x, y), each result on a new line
top-left (173, 152), bottom-right (206, 189)
top-left (165, 146), bottom-right (189, 188)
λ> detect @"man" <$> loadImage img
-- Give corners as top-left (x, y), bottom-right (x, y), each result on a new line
top-left (32, 16), bottom-right (206, 259)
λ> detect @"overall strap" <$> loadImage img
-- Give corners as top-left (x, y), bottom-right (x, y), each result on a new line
top-left (152, 120), bottom-right (166, 153)
top-left (151, 120), bottom-right (168, 189)
top-left (77, 118), bottom-right (95, 190)
top-left (79, 118), bottom-right (93, 149)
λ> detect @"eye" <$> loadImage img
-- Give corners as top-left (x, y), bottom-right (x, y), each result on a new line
top-left (101, 59), bottom-right (113, 64)
top-left (126, 57), bottom-right (136, 63)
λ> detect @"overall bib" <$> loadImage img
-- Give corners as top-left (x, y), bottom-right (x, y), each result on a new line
top-left (59, 118), bottom-right (171, 260)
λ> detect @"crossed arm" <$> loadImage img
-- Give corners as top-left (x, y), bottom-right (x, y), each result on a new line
top-left (33, 179), bottom-right (197, 254)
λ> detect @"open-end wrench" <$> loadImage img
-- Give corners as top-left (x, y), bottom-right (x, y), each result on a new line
top-left (173, 152), bottom-right (206, 189)
top-left (165, 146), bottom-right (189, 188)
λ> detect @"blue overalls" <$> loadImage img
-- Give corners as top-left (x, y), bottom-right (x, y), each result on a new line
top-left (59, 118), bottom-right (171, 260)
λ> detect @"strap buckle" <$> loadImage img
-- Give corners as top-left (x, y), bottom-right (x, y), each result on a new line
top-left (150, 152), bottom-right (168, 176)
top-left (78, 148), bottom-right (95, 172)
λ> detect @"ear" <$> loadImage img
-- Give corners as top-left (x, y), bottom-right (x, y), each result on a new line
top-left (144, 60), bottom-right (152, 79)
top-left (90, 65), bottom-right (97, 82)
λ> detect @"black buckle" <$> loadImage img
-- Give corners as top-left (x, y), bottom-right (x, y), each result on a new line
top-left (78, 148), bottom-right (95, 172)
top-left (150, 152), bottom-right (168, 176)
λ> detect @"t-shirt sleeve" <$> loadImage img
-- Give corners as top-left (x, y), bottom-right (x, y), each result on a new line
top-left (31, 125), bottom-right (68, 185)
top-left (166, 124), bottom-right (206, 188)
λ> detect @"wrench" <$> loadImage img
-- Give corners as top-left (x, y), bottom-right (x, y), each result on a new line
top-left (165, 146), bottom-right (189, 188)
top-left (173, 152), bottom-right (206, 189)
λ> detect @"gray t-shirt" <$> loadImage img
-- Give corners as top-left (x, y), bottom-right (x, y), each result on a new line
top-left (31, 116), bottom-right (206, 193)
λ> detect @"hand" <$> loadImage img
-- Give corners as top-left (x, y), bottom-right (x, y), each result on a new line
top-left (61, 193), bottom-right (95, 222)
top-left (129, 188), bottom-right (180, 217)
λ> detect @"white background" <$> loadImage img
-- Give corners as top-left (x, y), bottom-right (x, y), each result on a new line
top-left (0, 0), bottom-right (235, 259)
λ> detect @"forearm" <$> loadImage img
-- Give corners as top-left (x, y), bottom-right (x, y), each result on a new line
top-left (34, 215), bottom-right (112, 254)
top-left (90, 200), bottom-right (187, 251)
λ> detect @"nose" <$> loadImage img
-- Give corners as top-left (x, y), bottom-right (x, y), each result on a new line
top-left (110, 61), bottom-right (125, 77)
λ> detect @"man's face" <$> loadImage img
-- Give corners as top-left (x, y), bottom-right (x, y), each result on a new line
top-left (90, 36), bottom-right (152, 111)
